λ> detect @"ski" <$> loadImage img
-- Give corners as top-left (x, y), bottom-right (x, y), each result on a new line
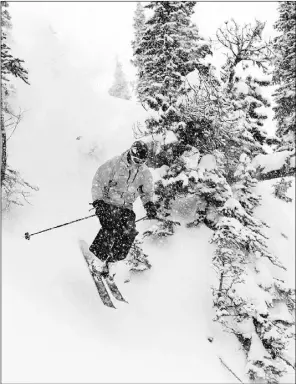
top-left (104, 276), bottom-right (128, 303)
top-left (90, 265), bottom-right (116, 309)
top-left (79, 240), bottom-right (116, 309)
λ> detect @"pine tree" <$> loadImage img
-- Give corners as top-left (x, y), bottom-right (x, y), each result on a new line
top-left (186, 152), bottom-right (233, 229)
top-left (1, 1), bottom-right (29, 186)
top-left (133, 1), bottom-right (215, 235)
top-left (217, 19), bottom-right (273, 158)
top-left (211, 154), bottom-right (295, 383)
top-left (1, 3), bottom-right (29, 90)
top-left (272, 2), bottom-right (296, 151)
top-left (232, 153), bottom-right (261, 215)
top-left (131, 2), bottom-right (146, 72)
top-left (108, 58), bottom-right (131, 100)
top-left (1, 2), bottom-right (37, 212)
top-left (135, 1), bottom-right (211, 123)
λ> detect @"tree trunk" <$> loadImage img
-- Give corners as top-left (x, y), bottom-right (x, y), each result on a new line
top-left (228, 57), bottom-right (242, 89)
top-left (1, 112), bottom-right (7, 186)
top-left (218, 271), bottom-right (224, 298)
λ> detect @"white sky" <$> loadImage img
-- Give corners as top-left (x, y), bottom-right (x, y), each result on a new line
top-left (9, 1), bottom-right (279, 92)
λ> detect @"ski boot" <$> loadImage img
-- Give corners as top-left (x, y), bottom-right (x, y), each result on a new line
top-left (104, 260), bottom-right (117, 281)
top-left (90, 257), bottom-right (109, 277)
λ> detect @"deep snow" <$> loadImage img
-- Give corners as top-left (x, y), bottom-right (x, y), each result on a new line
top-left (2, 6), bottom-right (295, 383)
top-left (2, 51), bottom-right (248, 382)
top-left (2, 90), bottom-right (248, 382)
top-left (3, 90), bottom-right (294, 384)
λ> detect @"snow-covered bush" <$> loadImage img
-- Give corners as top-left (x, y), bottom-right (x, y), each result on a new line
top-left (272, 178), bottom-right (293, 203)
top-left (125, 238), bottom-right (151, 274)
top-left (2, 166), bottom-right (39, 214)
top-left (186, 153), bottom-right (232, 229)
top-left (232, 153), bottom-right (261, 214)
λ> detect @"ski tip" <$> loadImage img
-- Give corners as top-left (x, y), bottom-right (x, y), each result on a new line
top-left (78, 238), bottom-right (87, 248)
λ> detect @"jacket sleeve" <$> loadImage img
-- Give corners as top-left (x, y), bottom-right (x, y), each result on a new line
top-left (91, 157), bottom-right (117, 202)
top-left (140, 168), bottom-right (154, 206)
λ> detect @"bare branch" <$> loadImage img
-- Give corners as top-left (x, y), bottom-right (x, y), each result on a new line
top-left (6, 108), bottom-right (25, 141)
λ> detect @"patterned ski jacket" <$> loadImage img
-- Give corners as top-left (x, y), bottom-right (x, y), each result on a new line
top-left (91, 151), bottom-right (154, 210)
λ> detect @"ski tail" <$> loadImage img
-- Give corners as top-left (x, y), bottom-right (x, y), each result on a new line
top-left (104, 276), bottom-right (128, 303)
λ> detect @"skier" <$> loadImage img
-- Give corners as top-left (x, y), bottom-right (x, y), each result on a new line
top-left (89, 140), bottom-right (158, 276)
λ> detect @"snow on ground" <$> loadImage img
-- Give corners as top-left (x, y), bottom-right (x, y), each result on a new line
top-left (254, 177), bottom-right (295, 384)
top-left (255, 177), bottom-right (295, 290)
top-left (3, 133), bottom-right (245, 382)
top-left (252, 151), bottom-right (294, 174)
top-left (2, 31), bottom-right (245, 383)
top-left (3, 7), bottom-right (295, 383)
top-left (3, 223), bottom-right (245, 383)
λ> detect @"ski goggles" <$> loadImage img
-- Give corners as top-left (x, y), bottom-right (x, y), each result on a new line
top-left (130, 154), bottom-right (147, 165)
top-left (129, 150), bottom-right (147, 165)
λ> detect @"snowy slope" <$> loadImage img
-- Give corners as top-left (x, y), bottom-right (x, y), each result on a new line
top-left (2, 48), bottom-right (246, 382)
top-left (254, 178), bottom-right (295, 384)
top-left (255, 177), bottom-right (295, 290)
top-left (3, 12), bottom-right (295, 384)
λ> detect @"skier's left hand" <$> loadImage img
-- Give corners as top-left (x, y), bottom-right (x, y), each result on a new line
top-left (144, 201), bottom-right (158, 219)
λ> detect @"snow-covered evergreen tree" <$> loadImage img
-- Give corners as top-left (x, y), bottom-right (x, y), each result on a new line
top-left (1, 1), bottom-right (36, 212)
top-left (131, 2), bottom-right (146, 101)
top-left (133, 1), bottom-right (216, 235)
top-left (147, 18), bottom-right (276, 234)
top-left (135, 1), bottom-right (211, 124)
top-left (217, 19), bottom-right (273, 158)
top-left (272, 178), bottom-right (293, 203)
top-left (131, 2), bottom-right (146, 73)
top-left (232, 153), bottom-right (261, 215)
top-left (108, 58), bottom-right (131, 100)
top-left (133, 12), bottom-right (295, 379)
top-left (181, 151), bottom-right (232, 229)
top-left (211, 153), bottom-right (295, 384)
top-left (272, 2), bottom-right (296, 152)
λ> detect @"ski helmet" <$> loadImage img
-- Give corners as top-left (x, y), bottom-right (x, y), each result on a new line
top-left (129, 140), bottom-right (149, 164)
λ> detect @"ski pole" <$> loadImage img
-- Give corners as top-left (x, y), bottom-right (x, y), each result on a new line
top-left (25, 214), bottom-right (148, 240)
top-left (24, 214), bottom-right (96, 240)
top-left (136, 216), bottom-right (147, 223)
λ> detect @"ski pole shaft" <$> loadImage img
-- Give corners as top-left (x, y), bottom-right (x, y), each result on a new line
top-left (24, 214), bottom-right (96, 240)
top-left (136, 216), bottom-right (147, 223)
top-left (25, 214), bottom-right (148, 240)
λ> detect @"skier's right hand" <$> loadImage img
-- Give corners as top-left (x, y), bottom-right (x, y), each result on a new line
top-left (93, 199), bottom-right (104, 208)
top-left (93, 200), bottom-right (105, 216)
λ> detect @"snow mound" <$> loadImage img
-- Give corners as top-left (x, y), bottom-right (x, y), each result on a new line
top-left (252, 151), bottom-right (293, 173)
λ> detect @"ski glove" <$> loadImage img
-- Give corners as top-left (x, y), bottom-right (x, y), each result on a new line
top-left (93, 199), bottom-right (105, 216)
top-left (144, 201), bottom-right (158, 219)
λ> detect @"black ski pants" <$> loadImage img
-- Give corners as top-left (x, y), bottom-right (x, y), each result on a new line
top-left (90, 201), bottom-right (138, 262)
